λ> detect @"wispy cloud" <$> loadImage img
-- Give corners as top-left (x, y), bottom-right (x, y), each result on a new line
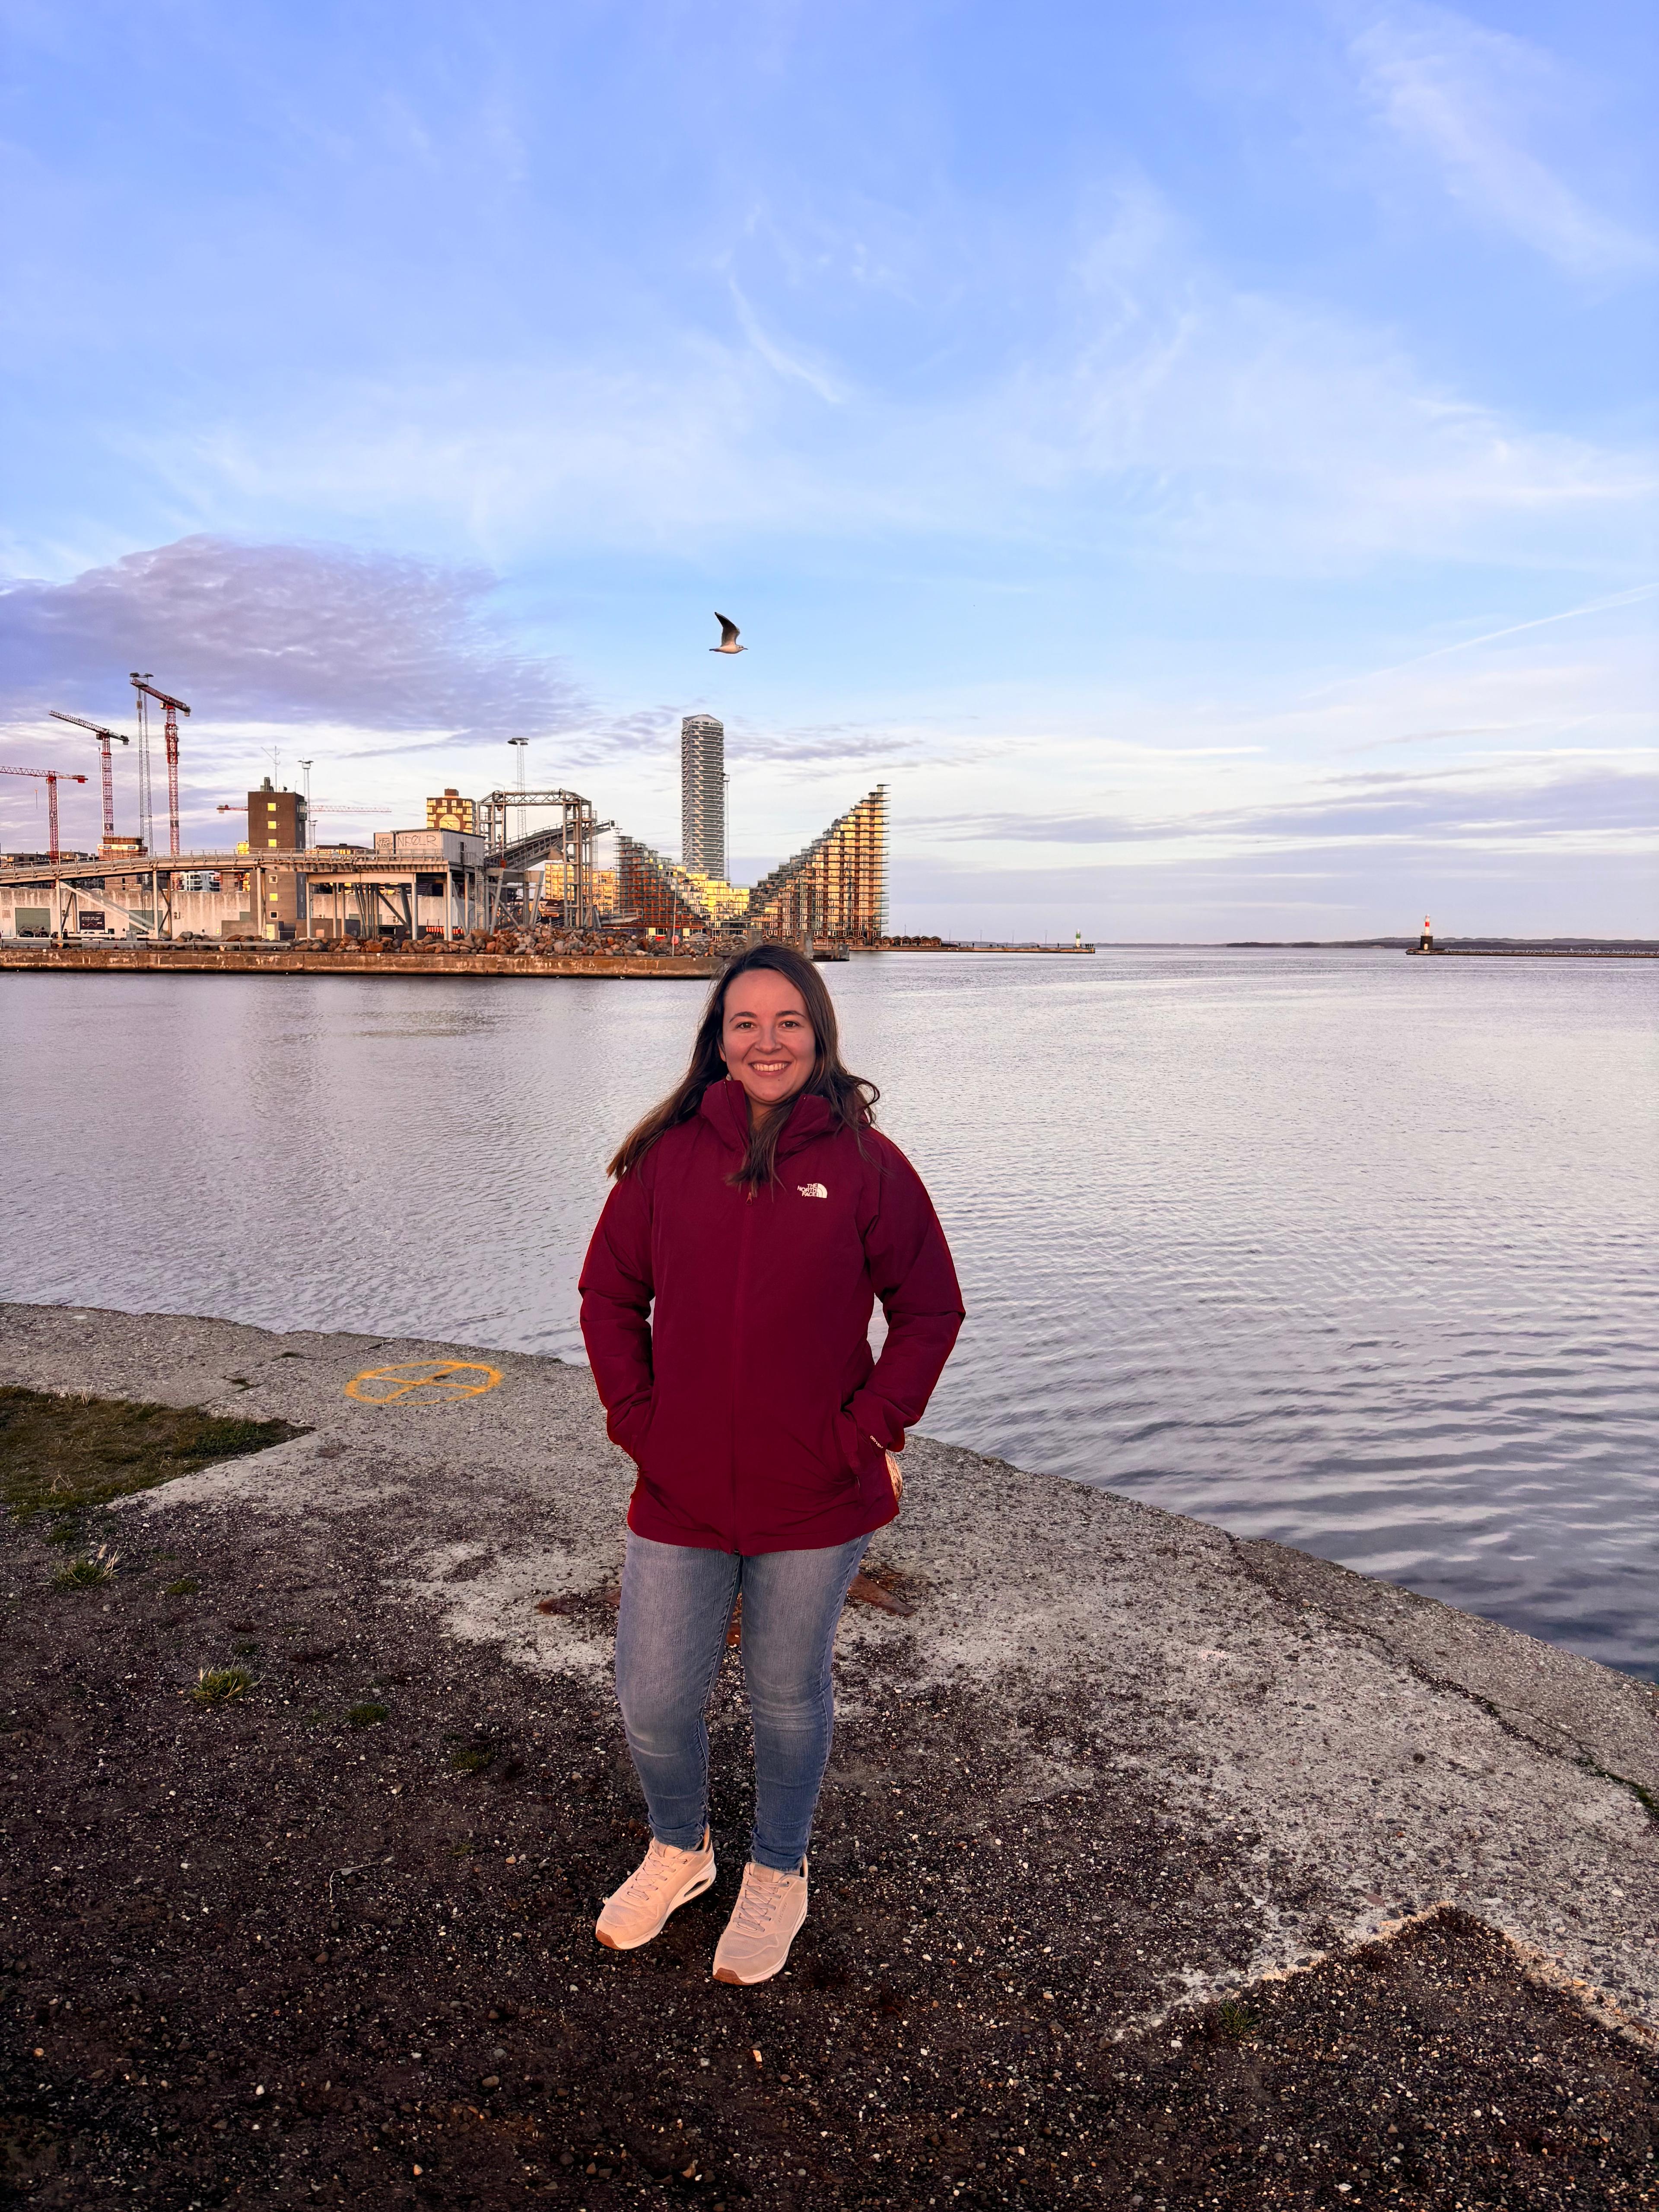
top-left (728, 280), bottom-right (846, 404)
top-left (909, 758), bottom-right (1656, 855)
top-left (124, 260), bottom-right (1653, 588)
top-left (1354, 5), bottom-right (1656, 281)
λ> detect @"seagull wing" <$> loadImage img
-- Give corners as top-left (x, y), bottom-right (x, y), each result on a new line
top-left (715, 612), bottom-right (741, 648)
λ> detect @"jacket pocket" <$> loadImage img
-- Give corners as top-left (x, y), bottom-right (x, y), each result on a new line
top-left (610, 1391), bottom-right (655, 1459)
top-left (830, 1407), bottom-right (875, 1485)
top-left (833, 1410), bottom-right (901, 1514)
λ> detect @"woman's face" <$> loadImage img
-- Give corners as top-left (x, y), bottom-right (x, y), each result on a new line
top-left (718, 969), bottom-right (817, 1119)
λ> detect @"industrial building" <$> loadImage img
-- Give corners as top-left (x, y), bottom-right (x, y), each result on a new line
top-left (2, 718), bottom-right (890, 948)
top-left (426, 788), bottom-right (477, 833)
top-left (248, 777), bottom-right (307, 852)
top-left (0, 781), bottom-right (494, 944)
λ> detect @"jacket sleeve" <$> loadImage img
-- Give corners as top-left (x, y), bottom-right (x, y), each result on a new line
top-left (578, 1167), bottom-right (657, 1455)
top-left (846, 1138), bottom-right (965, 1451)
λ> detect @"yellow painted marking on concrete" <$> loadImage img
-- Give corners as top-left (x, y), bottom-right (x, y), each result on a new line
top-left (344, 1359), bottom-right (503, 1405)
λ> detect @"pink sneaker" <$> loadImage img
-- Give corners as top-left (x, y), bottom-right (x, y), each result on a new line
top-left (712, 1858), bottom-right (809, 1985)
top-left (595, 1830), bottom-right (715, 1951)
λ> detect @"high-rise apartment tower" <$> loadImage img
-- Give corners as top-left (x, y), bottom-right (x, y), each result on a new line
top-left (680, 714), bottom-right (725, 881)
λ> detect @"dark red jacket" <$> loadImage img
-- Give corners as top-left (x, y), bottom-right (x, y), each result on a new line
top-left (579, 1080), bottom-right (964, 1554)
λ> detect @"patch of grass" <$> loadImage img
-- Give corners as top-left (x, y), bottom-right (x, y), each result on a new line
top-left (52, 1546), bottom-right (120, 1589)
top-left (348, 1703), bottom-right (389, 1729)
top-left (449, 1745), bottom-right (496, 1774)
top-left (164, 1577), bottom-right (200, 1597)
top-left (1, 1386), bottom-right (302, 1519)
top-left (191, 1665), bottom-right (254, 1707)
top-left (1582, 1755), bottom-right (1658, 1821)
top-left (1213, 1999), bottom-right (1261, 2042)
top-left (44, 1517), bottom-right (83, 1548)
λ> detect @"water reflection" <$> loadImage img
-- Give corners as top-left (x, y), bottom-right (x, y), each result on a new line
top-left (2, 950), bottom-right (1653, 1677)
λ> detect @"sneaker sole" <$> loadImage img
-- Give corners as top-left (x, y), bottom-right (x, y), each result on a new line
top-left (595, 1861), bottom-right (716, 1951)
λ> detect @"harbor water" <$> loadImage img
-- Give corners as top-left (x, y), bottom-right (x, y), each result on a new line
top-left (2, 948), bottom-right (1654, 1678)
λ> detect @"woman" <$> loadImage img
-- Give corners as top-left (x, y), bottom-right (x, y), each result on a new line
top-left (579, 943), bottom-right (963, 1985)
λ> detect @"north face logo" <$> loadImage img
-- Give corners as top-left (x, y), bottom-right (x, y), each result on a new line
top-left (797, 1182), bottom-right (828, 1199)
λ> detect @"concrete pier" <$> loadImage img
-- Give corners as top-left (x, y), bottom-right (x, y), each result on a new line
top-left (0, 944), bottom-right (720, 980)
top-left (2, 1303), bottom-right (1655, 2206)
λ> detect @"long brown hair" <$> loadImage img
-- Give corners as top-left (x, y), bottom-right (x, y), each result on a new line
top-left (607, 943), bottom-right (878, 1187)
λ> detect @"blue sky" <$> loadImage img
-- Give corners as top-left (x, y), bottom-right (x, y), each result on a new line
top-left (2, 0), bottom-right (1653, 937)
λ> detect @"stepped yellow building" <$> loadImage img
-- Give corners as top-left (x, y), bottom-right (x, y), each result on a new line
top-left (616, 786), bottom-right (887, 944)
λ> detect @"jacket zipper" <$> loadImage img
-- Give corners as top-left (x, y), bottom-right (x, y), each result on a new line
top-left (728, 1183), bottom-right (756, 1551)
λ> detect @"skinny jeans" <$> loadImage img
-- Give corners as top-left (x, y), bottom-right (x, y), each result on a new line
top-left (613, 1529), bottom-right (871, 1873)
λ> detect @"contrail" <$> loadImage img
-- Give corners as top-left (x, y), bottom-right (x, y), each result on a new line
top-left (1301, 583), bottom-right (1658, 699)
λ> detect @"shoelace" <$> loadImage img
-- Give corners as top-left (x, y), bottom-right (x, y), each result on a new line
top-left (729, 1869), bottom-right (790, 1936)
top-left (615, 1843), bottom-right (687, 1905)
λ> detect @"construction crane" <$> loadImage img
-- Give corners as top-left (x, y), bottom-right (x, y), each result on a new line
top-left (0, 767), bottom-right (89, 862)
top-left (130, 671), bottom-right (153, 848)
top-left (216, 802), bottom-right (391, 821)
top-left (49, 710), bottom-right (131, 841)
top-left (130, 674), bottom-right (191, 858)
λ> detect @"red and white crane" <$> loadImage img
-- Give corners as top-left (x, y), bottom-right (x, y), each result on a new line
top-left (130, 674), bottom-right (191, 857)
top-left (49, 710), bottom-right (131, 841)
top-left (0, 767), bottom-right (89, 862)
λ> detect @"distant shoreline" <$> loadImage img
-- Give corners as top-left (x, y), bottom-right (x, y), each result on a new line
top-left (1224, 937), bottom-right (1659, 953)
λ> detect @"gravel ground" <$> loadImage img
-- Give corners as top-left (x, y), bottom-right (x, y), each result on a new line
top-left (1, 1303), bottom-right (1656, 2209)
top-left (2, 1485), bottom-right (1655, 2209)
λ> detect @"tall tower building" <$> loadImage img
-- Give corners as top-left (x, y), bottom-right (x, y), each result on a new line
top-left (680, 714), bottom-right (726, 881)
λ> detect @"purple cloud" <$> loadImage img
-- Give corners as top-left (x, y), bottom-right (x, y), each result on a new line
top-left (0, 535), bottom-right (587, 741)
top-left (909, 765), bottom-right (1656, 847)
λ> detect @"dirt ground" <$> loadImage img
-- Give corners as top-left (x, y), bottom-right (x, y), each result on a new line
top-left (3, 1440), bottom-right (1655, 2210)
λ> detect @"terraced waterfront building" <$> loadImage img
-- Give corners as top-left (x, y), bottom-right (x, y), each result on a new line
top-left (747, 785), bottom-right (887, 945)
top-left (617, 784), bottom-right (888, 944)
top-left (617, 838), bottom-right (748, 935)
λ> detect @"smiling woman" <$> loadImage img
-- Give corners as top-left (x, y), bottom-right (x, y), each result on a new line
top-left (578, 943), bottom-right (964, 1985)
top-left (606, 945), bottom-right (877, 1192)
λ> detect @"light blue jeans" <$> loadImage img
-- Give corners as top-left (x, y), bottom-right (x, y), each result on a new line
top-left (613, 1529), bottom-right (871, 1872)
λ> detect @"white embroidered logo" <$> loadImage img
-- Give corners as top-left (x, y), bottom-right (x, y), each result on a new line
top-left (797, 1182), bottom-right (829, 1199)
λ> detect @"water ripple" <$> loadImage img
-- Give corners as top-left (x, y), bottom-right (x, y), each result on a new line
top-left (1, 947), bottom-right (1653, 1676)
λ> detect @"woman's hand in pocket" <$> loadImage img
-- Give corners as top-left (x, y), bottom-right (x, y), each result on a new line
top-left (609, 1390), bottom-right (654, 1459)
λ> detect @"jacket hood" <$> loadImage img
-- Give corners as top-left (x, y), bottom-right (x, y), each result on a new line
top-left (697, 1080), bottom-right (839, 1160)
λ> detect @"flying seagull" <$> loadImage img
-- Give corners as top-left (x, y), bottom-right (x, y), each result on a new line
top-left (711, 612), bottom-right (746, 654)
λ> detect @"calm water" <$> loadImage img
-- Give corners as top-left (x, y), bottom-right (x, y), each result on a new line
top-left (3, 951), bottom-right (1654, 1677)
